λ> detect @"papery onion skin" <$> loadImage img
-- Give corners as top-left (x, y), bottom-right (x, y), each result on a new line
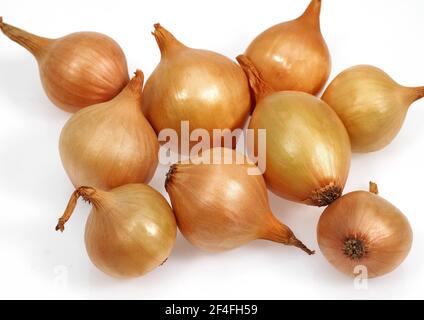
top-left (0, 17), bottom-right (129, 112)
top-left (244, 0), bottom-right (330, 95)
top-left (322, 65), bottom-right (424, 152)
top-left (165, 148), bottom-right (314, 255)
top-left (317, 183), bottom-right (412, 278)
top-left (237, 55), bottom-right (350, 207)
top-left (142, 24), bottom-right (251, 147)
top-left (59, 70), bottom-right (159, 190)
top-left (56, 184), bottom-right (177, 278)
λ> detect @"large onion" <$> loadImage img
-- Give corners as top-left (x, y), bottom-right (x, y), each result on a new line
top-left (165, 148), bottom-right (314, 255)
top-left (0, 17), bottom-right (129, 112)
top-left (244, 0), bottom-right (330, 95)
top-left (142, 24), bottom-right (251, 149)
top-left (322, 65), bottom-right (424, 152)
top-left (238, 55), bottom-right (350, 206)
top-left (59, 70), bottom-right (159, 190)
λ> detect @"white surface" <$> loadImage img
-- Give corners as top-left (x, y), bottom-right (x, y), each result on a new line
top-left (0, 0), bottom-right (423, 300)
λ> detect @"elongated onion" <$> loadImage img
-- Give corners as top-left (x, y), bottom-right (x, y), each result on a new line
top-left (165, 148), bottom-right (314, 255)
top-left (56, 184), bottom-right (177, 278)
top-left (238, 55), bottom-right (350, 206)
top-left (318, 182), bottom-right (413, 278)
top-left (142, 24), bottom-right (251, 149)
top-left (322, 65), bottom-right (424, 152)
top-left (0, 17), bottom-right (129, 112)
top-left (244, 0), bottom-right (330, 95)
top-left (59, 70), bottom-right (159, 190)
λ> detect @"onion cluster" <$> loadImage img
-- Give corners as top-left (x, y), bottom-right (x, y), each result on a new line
top-left (0, 1), bottom-right (420, 282)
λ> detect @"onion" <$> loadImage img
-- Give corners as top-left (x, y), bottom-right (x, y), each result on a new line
top-left (244, 0), bottom-right (330, 95)
top-left (317, 182), bottom-right (413, 278)
top-left (59, 70), bottom-right (159, 190)
top-left (237, 55), bottom-right (350, 207)
top-left (56, 184), bottom-right (177, 278)
top-left (322, 65), bottom-right (424, 152)
top-left (165, 148), bottom-right (314, 255)
top-left (142, 24), bottom-right (251, 149)
top-left (0, 17), bottom-right (129, 112)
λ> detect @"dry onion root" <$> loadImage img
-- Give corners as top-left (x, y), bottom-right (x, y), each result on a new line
top-left (0, 17), bottom-right (129, 112)
top-left (244, 0), bottom-right (330, 95)
top-left (165, 148), bottom-right (314, 255)
top-left (59, 70), bottom-right (159, 190)
top-left (238, 55), bottom-right (351, 207)
top-left (56, 184), bottom-right (177, 278)
top-left (142, 24), bottom-right (251, 150)
top-left (317, 182), bottom-right (413, 278)
top-left (322, 65), bottom-right (424, 152)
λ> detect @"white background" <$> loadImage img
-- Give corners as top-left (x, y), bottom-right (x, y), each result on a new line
top-left (0, 0), bottom-right (423, 300)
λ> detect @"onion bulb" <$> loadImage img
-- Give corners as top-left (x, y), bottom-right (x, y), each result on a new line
top-left (59, 70), bottom-right (159, 190)
top-left (244, 0), bottom-right (330, 95)
top-left (165, 148), bottom-right (314, 255)
top-left (142, 24), bottom-right (251, 148)
top-left (0, 17), bottom-right (129, 112)
top-left (322, 65), bottom-right (424, 152)
top-left (237, 55), bottom-right (350, 207)
top-left (56, 184), bottom-right (177, 278)
top-left (317, 182), bottom-right (413, 278)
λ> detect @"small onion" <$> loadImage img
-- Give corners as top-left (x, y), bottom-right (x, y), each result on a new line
top-left (244, 0), bottom-right (330, 95)
top-left (0, 17), bottom-right (129, 112)
top-left (142, 24), bottom-right (251, 148)
top-left (322, 65), bottom-right (424, 152)
top-left (165, 148), bottom-right (314, 255)
top-left (238, 55), bottom-right (350, 206)
top-left (318, 182), bottom-right (413, 278)
top-left (59, 70), bottom-right (159, 190)
top-left (56, 184), bottom-right (177, 278)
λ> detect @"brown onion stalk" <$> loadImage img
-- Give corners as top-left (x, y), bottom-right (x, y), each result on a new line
top-left (56, 184), bottom-right (177, 278)
top-left (244, 0), bottom-right (330, 95)
top-left (238, 55), bottom-right (350, 207)
top-left (59, 70), bottom-right (159, 190)
top-left (318, 182), bottom-right (413, 278)
top-left (165, 148), bottom-right (314, 255)
top-left (0, 17), bottom-right (129, 112)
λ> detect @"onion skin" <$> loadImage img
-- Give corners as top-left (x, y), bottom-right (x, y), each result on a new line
top-left (56, 184), bottom-right (177, 278)
top-left (142, 24), bottom-right (251, 148)
top-left (165, 148), bottom-right (314, 255)
top-left (244, 0), bottom-right (330, 95)
top-left (317, 183), bottom-right (413, 278)
top-left (0, 17), bottom-right (129, 112)
top-left (322, 65), bottom-right (424, 152)
top-left (238, 55), bottom-right (350, 206)
top-left (59, 70), bottom-right (159, 190)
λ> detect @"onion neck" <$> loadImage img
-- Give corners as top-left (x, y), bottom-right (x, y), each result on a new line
top-left (411, 86), bottom-right (424, 102)
top-left (236, 55), bottom-right (274, 104)
top-left (299, 0), bottom-right (322, 29)
top-left (118, 69), bottom-right (144, 102)
top-left (264, 217), bottom-right (315, 255)
top-left (369, 181), bottom-right (379, 195)
top-left (55, 186), bottom-right (101, 232)
top-left (0, 17), bottom-right (51, 58)
top-left (152, 23), bottom-right (185, 57)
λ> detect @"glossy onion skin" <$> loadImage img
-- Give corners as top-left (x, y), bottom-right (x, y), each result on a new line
top-left (318, 190), bottom-right (413, 278)
top-left (322, 65), bottom-right (424, 153)
top-left (142, 24), bottom-right (251, 147)
top-left (249, 91), bottom-right (351, 206)
top-left (59, 71), bottom-right (159, 190)
top-left (165, 148), bottom-right (314, 254)
top-left (0, 19), bottom-right (129, 112)
top-left (245, 0), bottom-right (330, 95)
